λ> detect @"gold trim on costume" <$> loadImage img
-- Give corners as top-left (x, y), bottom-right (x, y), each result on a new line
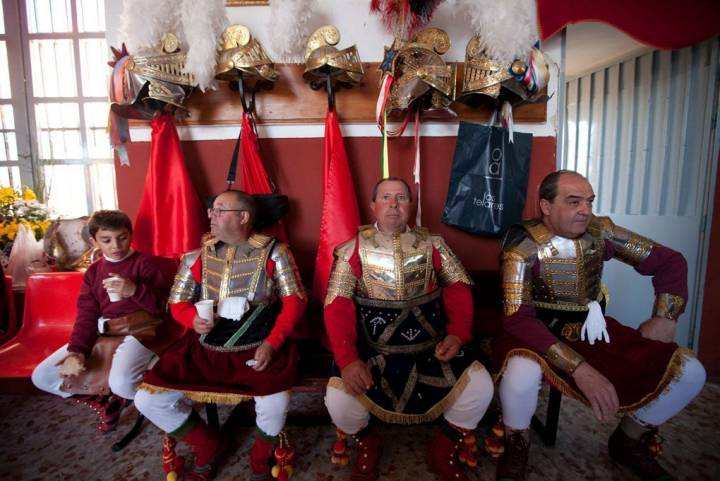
top-left (545, 342), bottom-right (584, 375)
top-left (137, 383), bottom-right (253, 405)
top-left (327, 361), bottom-right (486, 424)
top-left (653, 293), bottom-right (685, 321)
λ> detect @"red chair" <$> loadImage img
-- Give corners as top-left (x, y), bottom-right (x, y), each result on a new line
top-left (0, 272), bottom-right (82, 387)
top-left (0, 274), bottom-right (18, 345)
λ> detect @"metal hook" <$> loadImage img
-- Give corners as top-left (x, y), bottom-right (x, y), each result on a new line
top-left (324, 66), bottom-right (335, 111)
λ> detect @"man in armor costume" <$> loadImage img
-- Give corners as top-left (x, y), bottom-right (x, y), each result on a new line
top-left (494, 170), bottom-right (706, 481)
top-left (134, 190), bottom-right (307, 481)
top-left (323, 177), bottom-right (494, 481)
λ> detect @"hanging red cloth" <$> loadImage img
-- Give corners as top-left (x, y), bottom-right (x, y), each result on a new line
top-left (132, 113), bottom-right (206, 259)
top-left (312, 109), bottom-right (361, 302)
top-left (537, 0), bottom-right (720, 49)
top-left (239, 111), bottom-right (288, 243)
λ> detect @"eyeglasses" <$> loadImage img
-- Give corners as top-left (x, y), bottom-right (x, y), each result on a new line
top-left (207, 207), bottom-right (245, 216)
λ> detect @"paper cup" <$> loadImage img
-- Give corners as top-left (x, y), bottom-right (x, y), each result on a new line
top-left (107, 289), bottom-right (122, 302)
top-left (195, 299), bottom-right (215, 322)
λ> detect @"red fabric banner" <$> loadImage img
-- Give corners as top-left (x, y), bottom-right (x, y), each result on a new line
top-left (312, 110), bottom-right (361, 302)
top-left (239, 112), bottom-right (288, 243)
top-left (537, 0), bottom-right (720, 49)
top-left (132, 114), bottom-right (206, 259)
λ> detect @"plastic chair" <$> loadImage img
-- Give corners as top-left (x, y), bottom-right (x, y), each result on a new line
top-left (0, 272), bottom-right (82, 382)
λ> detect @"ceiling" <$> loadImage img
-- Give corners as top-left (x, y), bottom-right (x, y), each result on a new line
top-left (565, 22), bottom-right (652, 79)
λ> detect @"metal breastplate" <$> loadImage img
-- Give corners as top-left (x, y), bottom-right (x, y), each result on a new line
top-left (357, 228), bottom-right (436, 301)
top-left (533, 231), bottom-right (604, 311)
top-left (201, 240), bottom-right (274, 304)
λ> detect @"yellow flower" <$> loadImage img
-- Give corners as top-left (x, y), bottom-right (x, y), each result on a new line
top-left (0, 186), bottom-right (16, 204)
top-left (22, 187), bottom-right (37, 201)
top-left (6, 222), bottom-right (18, 240)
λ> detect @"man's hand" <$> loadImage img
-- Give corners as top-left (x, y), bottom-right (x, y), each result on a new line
top-left (56, 352), bottom-right (86, 377)
top-left (434, 334), bottom-right (462, 362)
top-left (341, 359), bottom-right (373, 396)
top-left (252, 341), bottom-right (275, 372)
top-left (103, 274), bottom-right (136, 298)
top-left (572, 362), bottom-right (619, 421)
top-left (638, 316), bottom-right (676, 343)
top-left (192, 314), bottom-right (214, 335)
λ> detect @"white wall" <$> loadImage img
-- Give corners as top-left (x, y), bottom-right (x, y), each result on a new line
top-left (106, 0), bottom-right (562, 140)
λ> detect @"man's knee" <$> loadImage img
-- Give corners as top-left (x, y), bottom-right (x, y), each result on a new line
top-left (681, 355), bottom-right (706, 395)
top-left (133, 389), bottom-right (154, 414)
top-left (500, 356), bottom-right (543, 397)
top-left (466, 367), bottom-right (495, 408)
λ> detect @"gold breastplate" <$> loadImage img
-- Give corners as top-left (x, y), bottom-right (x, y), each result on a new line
top-left (201, 237), bottom-right (274, 303)
top-left (526, 222), bottom-right (604, 310)
top-left (357, 227), bottom-right (436, 301)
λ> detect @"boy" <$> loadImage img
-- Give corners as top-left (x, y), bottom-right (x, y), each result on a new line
top-left (32, 210), bottom-right (179, 433)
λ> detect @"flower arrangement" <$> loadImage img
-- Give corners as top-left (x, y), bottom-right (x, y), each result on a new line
top-left (0, 185), bottom-right (52, 254)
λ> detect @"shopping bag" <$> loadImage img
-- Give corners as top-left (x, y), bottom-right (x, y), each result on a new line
top-left (441, 121), bottom-right (532, 236)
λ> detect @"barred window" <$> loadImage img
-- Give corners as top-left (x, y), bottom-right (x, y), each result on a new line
top-left (0, 0), bottom-right (116, 217)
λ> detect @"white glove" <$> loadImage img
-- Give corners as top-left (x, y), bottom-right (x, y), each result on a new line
top-left (217, 296), bottom-right (250, 321)
top-left (580, 301), bottom-right (610, 345)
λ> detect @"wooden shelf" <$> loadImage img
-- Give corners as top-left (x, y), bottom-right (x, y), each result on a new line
top-left (131, 63), bottom-right (546, 127)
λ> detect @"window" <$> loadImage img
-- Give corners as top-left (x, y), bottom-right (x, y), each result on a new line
top-left (0, 0), bottom-right (116, 218)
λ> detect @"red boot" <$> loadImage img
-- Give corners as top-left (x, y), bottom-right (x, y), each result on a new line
top-left (171, 413), bottom-right (222, 481)
top-left (350, 427), bottom-right (382, 481)
top-left (249, 430), bottom-right (277, 481)
top-left (75, 394), bottom-right (127, 433)
top-left (426, 422), bottom-right (471, 481)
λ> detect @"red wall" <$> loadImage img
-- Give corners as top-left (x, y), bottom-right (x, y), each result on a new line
top-left (699, 157), bottom-right (720, 378)
top-left (119, 135), bottom-right (557, 280)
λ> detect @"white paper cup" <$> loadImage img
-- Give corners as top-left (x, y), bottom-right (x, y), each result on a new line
top-left (195, 299), bottom-right (215, 322)
top-left (107, 289), bottom-right (122, 302)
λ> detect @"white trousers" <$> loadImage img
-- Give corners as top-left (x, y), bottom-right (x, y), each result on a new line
top-left (324, 366), bottom-right (494, 434)
top-left (499, 353), bottom-right (706, 430)
top-left (31, 336), bottom-right (156, 400)
top-left (134, 388), bottom-right (291, 436)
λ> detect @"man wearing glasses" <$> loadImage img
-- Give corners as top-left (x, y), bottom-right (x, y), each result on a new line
top-left (135, 190), bottom-right (307, 481)
top-left (323, 177), bottom-right (494, 481)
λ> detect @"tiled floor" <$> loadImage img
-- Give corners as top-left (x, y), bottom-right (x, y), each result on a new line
top-left (0, 383), bottom-right (718, 481)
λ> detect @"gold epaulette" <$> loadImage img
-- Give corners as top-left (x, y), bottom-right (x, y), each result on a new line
top-left (202, 232), bottom-right (218, 247)
top-left (522, 218), bottom-right (553, 245)
top-left (334, 237), bottom-right (357, 261)
top-left (587, 215), bottom-right (615, 239)
top-left (502, 236), bottom-right (537, 262)
top-left (248, 232), bottom-right (273, 249)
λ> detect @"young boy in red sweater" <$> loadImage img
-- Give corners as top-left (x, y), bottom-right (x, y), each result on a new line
top-left (32, 210), bottom-right (179, 432)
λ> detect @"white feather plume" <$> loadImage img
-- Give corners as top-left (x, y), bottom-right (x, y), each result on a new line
top-left (180, 0), bottom-right (228, 91)
top-left (119, 0), bottom-right (227, 92)
top-left (119, 0), bottom-right (178, 53)
top-left (465, 0), bottom-right (539, 63)
top-left (268, 0), bottom-right (316, 63)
